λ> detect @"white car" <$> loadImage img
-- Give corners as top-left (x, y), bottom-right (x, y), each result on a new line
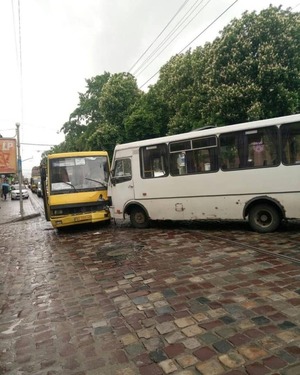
top-left (11, 184), bottom-right (29, 200)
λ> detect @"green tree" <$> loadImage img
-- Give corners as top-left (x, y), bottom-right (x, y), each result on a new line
top-left (99, 72), bottom-right (142, 144)
top-left (124, 85), bottom-right (170, 142)
top-left (201, 5), bottom-right (300, 124)
top-left (61, 73), bottom-right (111, 151)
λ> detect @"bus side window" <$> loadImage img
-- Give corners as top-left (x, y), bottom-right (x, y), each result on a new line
top-left (281, 122), bottom-right (300, 165)
top-left (140, 144), bottom-right (168, 179)
top-left (220, 126), bottom-right (279, 170)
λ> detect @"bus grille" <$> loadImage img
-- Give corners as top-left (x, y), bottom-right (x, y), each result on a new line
top-left (50, 201), bottom-right (109, 216)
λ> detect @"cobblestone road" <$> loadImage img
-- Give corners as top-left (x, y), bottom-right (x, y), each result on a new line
top-left (0, 210), bottom-right (300, 375)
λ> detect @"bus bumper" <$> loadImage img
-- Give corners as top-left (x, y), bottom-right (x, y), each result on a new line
top-left (50, 210), bottom-right (110, 228)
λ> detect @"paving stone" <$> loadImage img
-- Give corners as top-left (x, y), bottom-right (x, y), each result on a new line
top-left (285, 345), bottom-right (300, 358)
top-left (143, 337), bottom-right (164, 352)
top-left (263, 355), bottom-right (287, 369)
top-left (251, 316), bottom-right (271, 326)
top-left (174, 317), bottom-right (195, 328)
top-left (121, 333), bottom-right (138, 346)
top-left (133, 296), bottom-right (149, 305)
top-left (156, 322), bottom-right (177, 335)
top-left (125, 342), bottom-right (145, 357)
top-left (218, 351), bottom-right (245, 368)
top-left (181, 324), bottom-right (204, 337)
top-left (213, 339), bottom-right (233, 353)
top-left (137, 328), bottom-right (158, 339)
top-left (214, 326), bottom-right (236, 339)
top-left (115, 367), bottom-right (137, 375)
top-left (195, 359), bottom-right (225, 375)
top-left (281, 362), bottom-right (300, 375)
top-left (164, 343), bottom-right (185, 358)
top-left (193, 346), bottom-right (216, 361)
top-left (176, 354), bottom-right (198, 368)
top-left (259, 336), bottom-right (282, 351)
top-left (156, 306), bottom-right (174, 315)
top-left (278, 321), bottom-right (297, 330)
top-left (219, 315), bottom-right (236, 324)
top-left (165, 331), bottom-right (185, 344)
top-left (238, 344), bottom-right (268, 360)
top-left (245, 362), bottom-right (270, 375)
top-left (158, 359), bottom-right (178, 374)
top-left (148, 292), bottom-right (165, 302)
top-left (150, 349), bottom-right (168, 363)
top-left (199, 332), bottom-right (220, 344)
top-left (139, 363), bottom-right (163, 375)
top-left (196, 297), bottom-right (211, 304)
top-left (162, 289), bottom-right (177, 299)
top-left (182, 338), bottom-right (201, 350)
top-left (193, 312), bottom-right (208, 322)
top-left (276, 330), bottom-right (299, 343)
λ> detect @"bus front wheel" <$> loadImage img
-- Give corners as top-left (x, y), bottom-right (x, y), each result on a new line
top-left (248, 204), bottom-right (281, 233)
top-left (130, 207), bottom-right (149, 229)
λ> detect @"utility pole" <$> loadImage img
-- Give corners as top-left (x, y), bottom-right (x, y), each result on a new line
top-left (16, 123), bottom-right (24, 218)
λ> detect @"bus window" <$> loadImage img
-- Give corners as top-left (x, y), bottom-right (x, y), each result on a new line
top-left (220, 126), bottom-right (279, 170)
top-left (281, 122), bottom-right (300, 165)
top-left (140, 144), bottom-right (168, 179)
top-left (112, 158), bottom-right (132, 183)
top-left (170, 136), bottom-right (218, 175)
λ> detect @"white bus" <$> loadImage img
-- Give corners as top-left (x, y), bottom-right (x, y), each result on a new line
top-left (108, 114), bottom-right (300, 233)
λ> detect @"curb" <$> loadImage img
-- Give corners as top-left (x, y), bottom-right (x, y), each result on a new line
top-left (0, 212), bottom-right (41, 225)
top-left (10, 212), bottom-right (41, 223)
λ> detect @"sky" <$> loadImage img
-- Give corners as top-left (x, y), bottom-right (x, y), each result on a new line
top-left (0, 0), bottom-right (299, 177)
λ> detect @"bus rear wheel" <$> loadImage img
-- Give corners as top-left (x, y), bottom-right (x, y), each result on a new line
top-left (130, 207), bottom-right (149, 229)
top-left (248, 203), bottom-right (281, 233)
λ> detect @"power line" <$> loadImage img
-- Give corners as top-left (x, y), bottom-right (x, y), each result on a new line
top-left (134, 0), bottom-right (212, 78)
top-left (21, 142), bottom-right (55, 147)
top-left (133, 0), bottom-right (207, 77)
top-left (139, 0), bottom-right (239, 89)
top-left (128, 0), bottom-right (191, 73)
top-left (292, 2), bottom-right (300, 10)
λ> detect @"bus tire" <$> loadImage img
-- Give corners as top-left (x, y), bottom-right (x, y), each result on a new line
top-left (248, 203), bottom-right (281, 233)
top-left (130, 207), bottom-right (149, 229)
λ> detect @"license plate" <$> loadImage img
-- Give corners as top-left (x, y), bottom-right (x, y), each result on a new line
top-left (74, 215), bottom-right (91, 222)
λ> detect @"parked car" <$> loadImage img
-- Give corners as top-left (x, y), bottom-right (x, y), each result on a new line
top-left (10, 184), bottom-right (29, 200)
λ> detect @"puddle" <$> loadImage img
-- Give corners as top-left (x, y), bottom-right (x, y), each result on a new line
top-left (96, 243), bottom-right (144, 264)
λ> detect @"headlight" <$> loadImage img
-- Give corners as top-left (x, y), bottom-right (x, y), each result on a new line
top-left (53, 209), bottom-right (63, 215)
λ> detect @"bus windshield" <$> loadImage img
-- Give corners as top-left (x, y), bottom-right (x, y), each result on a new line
top-left (50, 155), bottom-right (108, 194)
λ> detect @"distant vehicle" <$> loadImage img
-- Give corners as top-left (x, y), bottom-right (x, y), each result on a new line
top-left (11, 184), bottom-right (29, 200)
top-left (30, 166), bottom-right (40, 193)
top-left (37, 181), bottom-right (43, 197)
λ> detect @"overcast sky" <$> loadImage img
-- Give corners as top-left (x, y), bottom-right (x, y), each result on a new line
top-left (0, 0), bottom-right (299, 177)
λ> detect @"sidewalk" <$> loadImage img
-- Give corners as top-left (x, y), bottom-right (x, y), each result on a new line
top-left (0, 194), bottom-right (40, 224)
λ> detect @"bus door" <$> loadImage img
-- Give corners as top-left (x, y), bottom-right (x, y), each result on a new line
top-left (109, 155), bottom-right (134, 218)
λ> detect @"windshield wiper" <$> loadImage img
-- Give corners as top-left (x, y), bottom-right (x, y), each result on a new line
top-left (62, 181), bottom-right (78, 192)
top-left (85, 178), bottom-right (107, 188)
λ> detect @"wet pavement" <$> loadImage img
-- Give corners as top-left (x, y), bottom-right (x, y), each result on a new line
top-left (0, 192), bottom-right (40, 224)
top-left (0, 195), bottom-right (300, 375)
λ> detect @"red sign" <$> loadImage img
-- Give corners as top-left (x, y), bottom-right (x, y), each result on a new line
top-left (0, 138), bottom-right (17, 173)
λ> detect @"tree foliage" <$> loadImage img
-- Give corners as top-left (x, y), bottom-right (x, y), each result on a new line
top-left (48, 6), bottom-right (300, 158)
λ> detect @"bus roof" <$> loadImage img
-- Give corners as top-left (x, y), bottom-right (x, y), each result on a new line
top-left (48, 151), bottom-right (108, 159)
top-left (114, 113), bottom-right (300, 151)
